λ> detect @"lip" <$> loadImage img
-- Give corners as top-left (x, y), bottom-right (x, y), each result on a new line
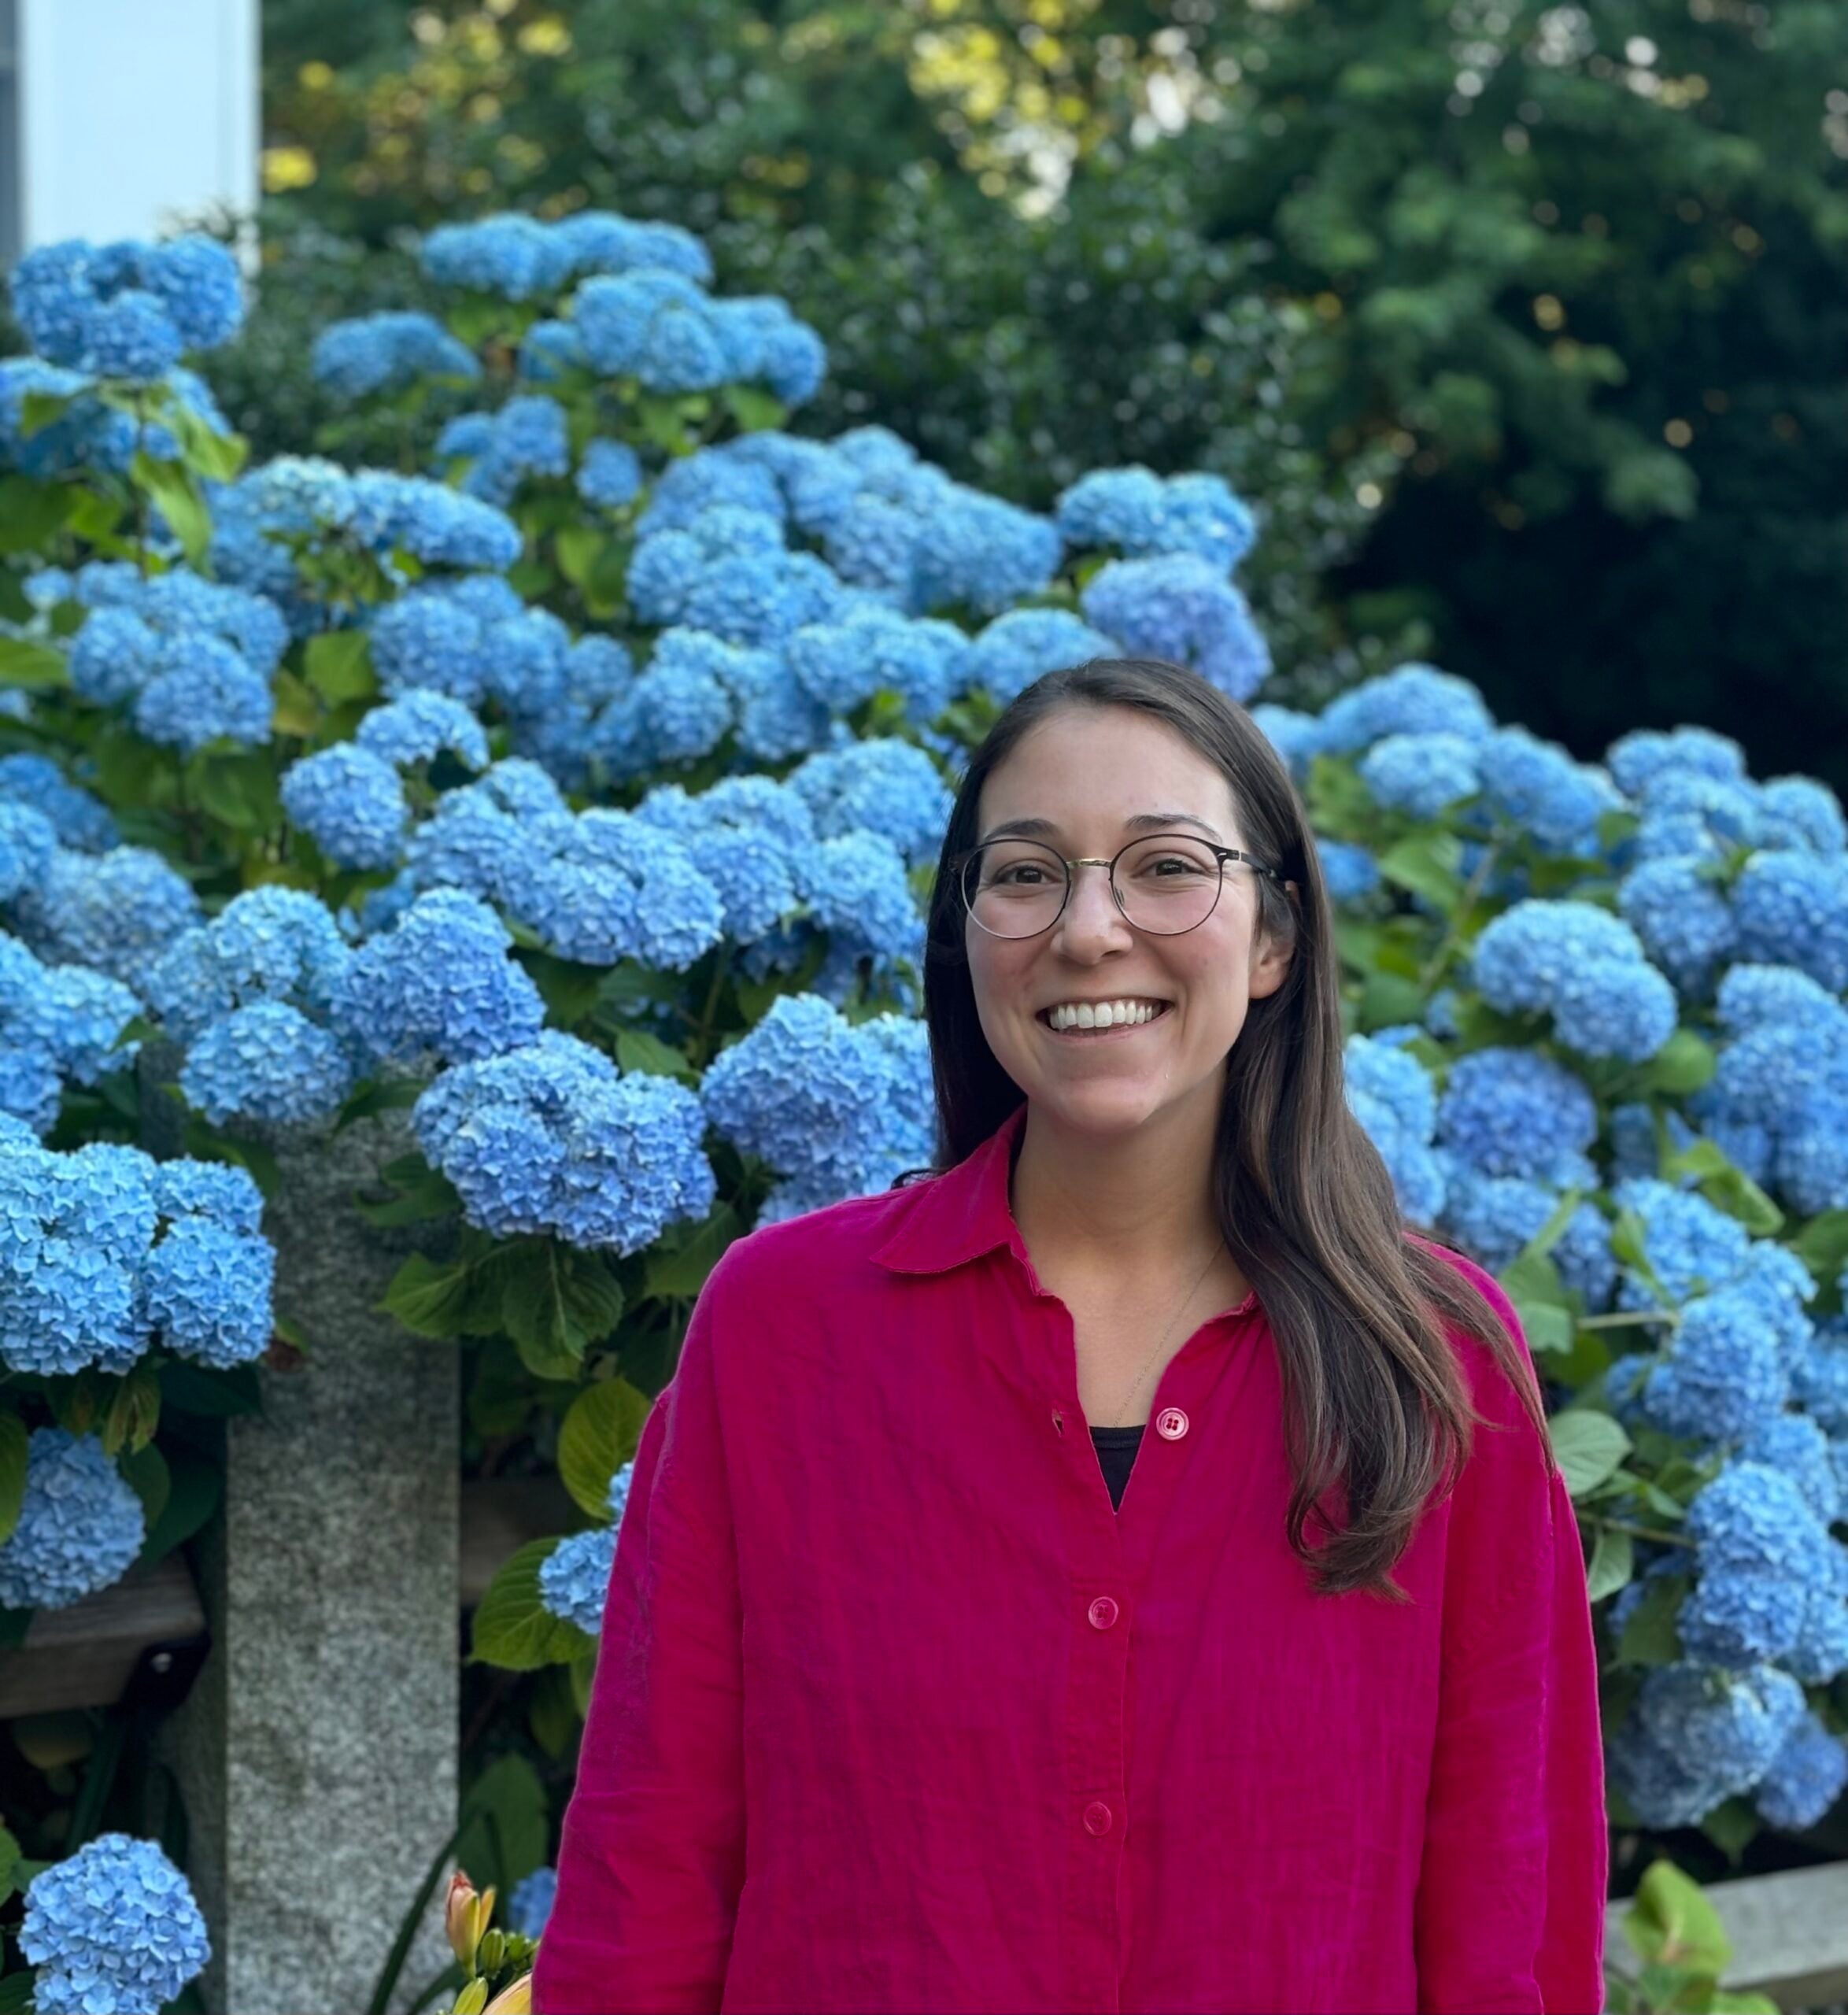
top-left (1036, 1002), bottom-right (1174, 1042)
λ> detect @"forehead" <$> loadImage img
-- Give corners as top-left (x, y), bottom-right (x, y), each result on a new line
top-left (976, 706), bottom-right (1241, 837)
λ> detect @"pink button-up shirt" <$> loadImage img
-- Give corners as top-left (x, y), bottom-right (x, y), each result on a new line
top-left (535, 1101), bottom-right (1608, 2014)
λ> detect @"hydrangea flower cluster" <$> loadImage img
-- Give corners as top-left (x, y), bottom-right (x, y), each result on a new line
top-left (9, 235), bottom-right (242, 376)
top-left (0, 1128), bottom-right (273, 1381)
top-left (7, 842), bottom-right (200, 991)
top-left (414, 1035), bottom-right (715, 1251)
top-left (0, 358), bottom-right (232, 481)
top-left (538, 1461), bottom-right (634, 1636)
top-left (420, 210), bottom-right (711, 299)
top-left (49, 560), bottom-right (289, 753)
top-left (20, 1832), bottom-right (212, 2013)
top-left (1343, 1033), bottom-right (1443, 1224)
top-left (699, 993), bottom-right (932, 1223)
top-left (508, 1865), bottom-right (559, 1940)
top-left (312, 310), bottom-right (482, 400)
top-left (565, 268), bottom-right (827, 406)
top-left (0, 1427), bottom-right (145, 1610)
top-left (1469, 901), bottom-right (1678, 1063)
top-left (0, 927), bottom-right (139, 1133)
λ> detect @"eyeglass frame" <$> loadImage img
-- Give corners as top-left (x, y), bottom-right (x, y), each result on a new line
top-left (953, 830), bottom-right (1286, 941)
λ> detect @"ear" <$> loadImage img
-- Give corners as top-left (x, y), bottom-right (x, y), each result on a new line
top-left (1247, 882), bottom-right (1299, 1000)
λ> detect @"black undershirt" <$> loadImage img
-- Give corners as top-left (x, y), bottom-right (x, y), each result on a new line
top-left (1089, 1422), bottom-right (1145, 1511)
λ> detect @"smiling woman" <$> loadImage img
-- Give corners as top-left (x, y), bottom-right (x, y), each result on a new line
top-left (535, 657), bottom-right (1607, 2015)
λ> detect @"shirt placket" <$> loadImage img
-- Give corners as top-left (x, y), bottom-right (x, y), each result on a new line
top-left (1021, 1271), bottom-right (1207, 2015)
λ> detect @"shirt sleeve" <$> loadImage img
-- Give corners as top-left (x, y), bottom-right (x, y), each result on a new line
top-left (532, 1251), bottom-right (747, 2015)
top-left (1414, 1258), bottom-right (1610, 2015)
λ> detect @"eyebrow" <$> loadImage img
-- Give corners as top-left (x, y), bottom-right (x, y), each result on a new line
top-left (976, 812), bottom-right (1227, 846)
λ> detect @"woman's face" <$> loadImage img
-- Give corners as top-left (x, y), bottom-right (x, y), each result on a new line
top-left (965, 704), bottom-right (1294, 1144)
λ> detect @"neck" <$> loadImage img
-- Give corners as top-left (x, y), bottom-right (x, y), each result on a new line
top-left (1008, 1093), bottom-right (1228, 1291)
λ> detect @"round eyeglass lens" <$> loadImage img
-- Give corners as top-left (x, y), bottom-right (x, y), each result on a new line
top-left (963, 835), bottom-right (1223, 938)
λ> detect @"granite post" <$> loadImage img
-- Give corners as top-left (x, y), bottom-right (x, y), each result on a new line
top-left (148, 1070), bottom-right (459, 2015)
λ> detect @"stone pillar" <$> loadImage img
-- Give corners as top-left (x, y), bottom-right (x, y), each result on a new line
top-left (148, 1072), bottom-right (459, 2015)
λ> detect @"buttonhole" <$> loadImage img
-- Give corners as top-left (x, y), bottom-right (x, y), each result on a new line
top-left (1052, 1406), bottom-right (1065, 1436)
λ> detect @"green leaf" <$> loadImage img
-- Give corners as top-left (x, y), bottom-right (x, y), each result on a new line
top-left (157, 1361), bottom-right (263, 1417)
top-left (0, 1410), bottom-right (27, 1547)
top-left (1617, 1571), bottom-right (1690, 1666)
top-left (129, 451), bottom-right (211, 565)
top-left (720, 384), bottom-right (787, 434)
top-left (1624, 1858), bottom-right (1733, 1974)
top-left (1585, 1524), bottom-right (1635, 1604)
top-left (519, 950), bottom-right (607, 1030)
top-left (19, 387), bottom-right (76, 438)
top-left (353, 1166), bottom-right (460, 1229)
top-left (0, 474), bottom-right (76, 553)
top-left (500, 1242), bottom-right (624, 1380)
top-left (469, 1537), bottom-right (593, 1670)
top-left (1696, 1163), bottom-right (1783, 1238)
top-left (1635, 1028), bottom-right (1716, 1096)
top-left (0, 1820), bottom-right (20, 1906)
top-left (379, 1253), bottom-right (476, 1340)
top-left (614, 1028), bottom-right (697, 1081)
top-left (1548, 1409), bottom-right (1632, 1497)
top-left (139, 1446), bottom-right (222, 1568)
top-left (644, 1202), bottom-right (741, 1301)
top-left (453, 1753), bottom-right (551, 1894)
top-left (553, 524), bottom-right (608, 593)
top-left (558, 1378), bottom-right (652, 1520)
top-left (0, 636), bottom-right (70, 690)
top-left (120, 1443), bottom-right (172, 1535)
top-left (167, 400), bottom-right (248, 482)
top-left (1514, 1298), bottom-right (1575, 1355)
top-left (1498, 1248), bottom-right (1573, 1351)
top-left (102, 1364), bottom-right (162, 1457)
top-left (1376, 830), bottom-right (1465, 913)
top-left (334, 1078), bottom-right (427, 1134)
top-left (303, 630), bottom-right (376, 705)
top-left (1698, 1795), bottom-right (1761, 1869)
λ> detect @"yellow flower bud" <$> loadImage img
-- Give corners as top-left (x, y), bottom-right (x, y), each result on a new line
top-left (482, 1974), bottom-right (534, 2014)
top-left (450, 1979), bottom-right (490, 2015)
top-left (444, 1869), bottom-right (496, 1970)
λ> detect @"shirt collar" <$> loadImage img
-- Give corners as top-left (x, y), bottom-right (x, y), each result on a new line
top-left (871, 1101), bottom-right (1030, 1277)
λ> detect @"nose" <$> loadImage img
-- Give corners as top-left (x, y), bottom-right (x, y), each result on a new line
top-left (1051, 860), bottom-right (1133, 957)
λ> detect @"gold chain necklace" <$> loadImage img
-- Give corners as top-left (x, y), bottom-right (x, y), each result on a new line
top-left (1103, 1237), bottom-right (1226, 1427)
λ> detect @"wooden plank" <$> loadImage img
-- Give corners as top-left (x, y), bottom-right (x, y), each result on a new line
top-left (460, 1475), bottom-right (576, 1608)
top-left (0, 1553), bottom-right (205, 1717)
top-left (1607, 1861), bottom-right (1848, 2011)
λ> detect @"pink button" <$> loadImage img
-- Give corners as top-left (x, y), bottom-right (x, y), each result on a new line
top-left (1155, 1407), bottom-right (1189, 1440)
top-left (1083, 1801), bottom-right (1113, 1836)
top-left (1087, 1596), bottom-right (1119, 1631)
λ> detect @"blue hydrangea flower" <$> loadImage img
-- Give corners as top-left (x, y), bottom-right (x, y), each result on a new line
top-left (1606, 726), bottom-right (1747, 798)
top-left (421, 215), bottom-right (576, 300)
top-left (10, 845), bottom-right (200, 990)
top-left (1755, 1710), bottom-right (1848, 1832)
top-left (280, 745), bottom-right (409, 871)
top-left (576, 438), bottom-right (643, 510)
top-left (786, 738), bottom-right (952, 870)
top-left (442, 394), bottom-right (571, 506)
top-left (139, 1215), bottom-right (275, 1367)
top-left (0, 1428), bottom-right (145, 1610)
top-left (312, 311), bottom-right (480, 399)
top-left (11, 234), bottom-right (242, 372)
top-left (538, 1460), bottom-right (635, 1637)
top-left (1477, 728), bottom-right (1622, 856)
top-left (1732, 851), bottom-right (1848, 993)
top-left (1610, 1659), bottom-right (1806, 1827)
top-left (1317, 840), bottom-right (1380, 904)
top-left (1056, 467), bottom-right (1257, 572)
top-left (20, 1832), bottom-right (211, 2014)
top-left (1469, 900), bottom-right (1677, 1062)
top-left (334, 889), bottom-right (545, 1073)
top-left (1358, 732), bottom-right (1481, 819)
top-left (1759, 775), bottom-right (1847, 854)
top-left (963, 608), bottom-right (1118, 705)
top-left (179, 1002), bottom-right (354, 1126)
top-left (1317, 665), bottom-right (1494, 756)
top-left (415, 1037), bottom-right (716, 1252)
top-left (1080, 553), bottom-right (1270, 702)
top-left (144, 885), bottom-right (352, 1045)
top-left (0, 754), bottom-right (118, 852)
top-left (1344, 1035), bottom-right (1444, 1223)
top-left (785, 603), bottom-right (970, 720)
top-left (1618, 857), bottom-right (1737, 995)
top-left (508, 1865), bottom-right (559, 1940)
top-left (1436, 1048), bottom-right (1597, 1184)
top-left (356, 691), bottom-right (491, 773)
top-left (700, 994), bottom-right (932, 1215)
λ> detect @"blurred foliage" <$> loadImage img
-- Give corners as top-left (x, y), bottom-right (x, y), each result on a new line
top-left (243, 0), bottom-right (1848, 786)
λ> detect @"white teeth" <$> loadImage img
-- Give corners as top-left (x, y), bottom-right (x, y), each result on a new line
top-left (1046, 999), bottom-right (1166, 1032)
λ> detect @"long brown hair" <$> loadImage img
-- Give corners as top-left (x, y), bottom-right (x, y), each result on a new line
top-left (910, 656), bottom-right (1554, 1602)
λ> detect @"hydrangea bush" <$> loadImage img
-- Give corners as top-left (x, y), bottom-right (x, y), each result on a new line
top-left (0, 209), bottom-right (1842, 2008)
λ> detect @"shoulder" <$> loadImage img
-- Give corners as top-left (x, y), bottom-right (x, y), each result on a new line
top-left (1403, 1231), bottom-right (1544, 1429)
top-left (704, 1176), bottom-right (940, 1303)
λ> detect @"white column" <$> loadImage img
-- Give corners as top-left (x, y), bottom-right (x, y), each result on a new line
top-left (19, 0), bottom-right (257, 247)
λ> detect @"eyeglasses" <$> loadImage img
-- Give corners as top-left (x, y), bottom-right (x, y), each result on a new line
top-left (955, 831), bottom-right (1283, 941)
